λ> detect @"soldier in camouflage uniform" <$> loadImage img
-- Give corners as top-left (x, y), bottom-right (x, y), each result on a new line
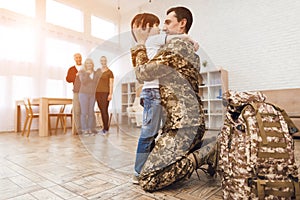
top-left (131, 7), bottom-right (214, 191)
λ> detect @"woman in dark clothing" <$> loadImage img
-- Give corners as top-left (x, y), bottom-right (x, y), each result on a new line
top-left (96, 56), bottom-right (114, 134)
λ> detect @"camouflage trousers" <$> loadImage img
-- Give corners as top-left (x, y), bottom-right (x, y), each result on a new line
top-left (138, 126), bottom-right (217, 192)
top-left (139, 154), bottom-right (195, 191)
top-left (189, 139), bottom-right (217, 171)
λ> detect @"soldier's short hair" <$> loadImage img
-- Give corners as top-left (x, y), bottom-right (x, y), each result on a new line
top-left (167, 6), bottom-right (193, 34)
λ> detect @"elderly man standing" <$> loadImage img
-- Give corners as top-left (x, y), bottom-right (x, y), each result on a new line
top-left (66, 53), bottom-right (82, 135)
top-left (131, 7), bottom-right (212, 191)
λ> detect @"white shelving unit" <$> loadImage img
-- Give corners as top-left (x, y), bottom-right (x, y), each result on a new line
top-left (121, 82), bottom-right (137, 123)
top-left (199, 69), bottom-right (228, 130)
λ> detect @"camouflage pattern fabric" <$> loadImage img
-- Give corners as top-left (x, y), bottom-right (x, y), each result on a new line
top-left (222, 90), bottom-right (266, 108)
top-left (189, 138), bottom-right (218, 171)
top-left (131, 38), bottom-right (206, 191)
top-left (218, 90), bottom-right (299, 199)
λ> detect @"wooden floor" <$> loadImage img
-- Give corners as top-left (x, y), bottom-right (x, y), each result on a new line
top-left (0, 126), bottom-right (299, 200)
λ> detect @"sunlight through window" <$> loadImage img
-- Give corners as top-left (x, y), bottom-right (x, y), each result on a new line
top-left (91, 15), bottom-right (116, 40)
top-left (0, 76), bottom-right (7, 108)
top-left (46, 79), bottom-right (64, 97)
top-left (66, 84), bottom-right (73, 98)
top-left (0, 26), bottom-right (36, 62)
top-left (0, 0), bottom-right (35, 17)
top-left (46, 0), bottom-right (83, 32)
top-left (12, 76), bottom-right (34, 101)
top-left (45, 37), bottom-right (81, 68)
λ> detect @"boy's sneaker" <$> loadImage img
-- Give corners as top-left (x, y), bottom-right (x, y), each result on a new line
top-left (132, 175), bottom-right (139, 185)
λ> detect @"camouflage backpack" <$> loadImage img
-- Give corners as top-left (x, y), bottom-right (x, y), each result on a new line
top-left (218, 90), bottom-right (299, 200)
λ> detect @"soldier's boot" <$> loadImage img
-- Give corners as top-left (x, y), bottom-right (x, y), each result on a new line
top-left (206, 143), bottom-right (219, 177)
top-left (207, 162), bottom-right (216, 177)
top-left (187, 141), bottom-right (217, 178)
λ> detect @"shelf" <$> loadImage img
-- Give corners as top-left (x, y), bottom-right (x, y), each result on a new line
top-left (199, 85), bottom-right (208, 88)
top-left (209, 99), bottom-right (222, 101)
top-left (202, 99), bottom-right (222, 102)
top-left (209, 84), bottom-right (222, 87)
top-left (207, 128), bottom-right (222, 131)
top-left (204, 113), bottom-right (222, 116)
top-left (122, 82), bottom-right (138, 125)
top-left (199, 69), bottom-right (228, 130)
top-left (210, 113), bottom-right (223, 116)
top-left (199, 84), bottom-right (222, 88)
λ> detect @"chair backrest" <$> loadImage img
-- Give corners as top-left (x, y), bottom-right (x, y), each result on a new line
top-left (63, 104), bottom-right (73, 114)
top-left (23, 98), bottom-right (33, 116)
top-left (59, 105), bottom-right (66, 114)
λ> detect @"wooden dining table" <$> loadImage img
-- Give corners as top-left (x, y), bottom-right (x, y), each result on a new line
top-left (15, 97), bottom-right (75, 136)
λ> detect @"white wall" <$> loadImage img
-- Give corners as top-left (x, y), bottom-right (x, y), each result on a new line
top-left (119, 0), bottom-right (300, 91)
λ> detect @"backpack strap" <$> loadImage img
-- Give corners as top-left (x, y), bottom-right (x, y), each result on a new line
top-left (256, 179), bottom-right (266, 200)
top-left (257, 152), bottom-right (289, 159)
top-left (271, 103), bottom-right (299, 134)
top-left (249, 103), bottom-right (289, 156)
top-left (255, 179), bottom-right (300, 199)
top-left (249, 103), bottom-right (268, 145)
top-left (294, 181), bottom-right (300, 200)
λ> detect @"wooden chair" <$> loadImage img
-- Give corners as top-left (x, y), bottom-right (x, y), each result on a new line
top-left (48, 105), bottom-right (63, 135)
top-left (95, 108), bottom-right (103, 129)
top-left (94, 109), bottom-right (118, 132)
top-left (108, 113), bottom-right (113, 129)
top-left (22, 99), bottom-right (72, 137)
top-left (22, 98), bottom-right (39, 137)
top-left (54, 105), bottom-right (73, 134)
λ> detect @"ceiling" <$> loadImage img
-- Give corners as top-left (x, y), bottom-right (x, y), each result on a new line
top-left (95, 0), bottom-right (151, 14)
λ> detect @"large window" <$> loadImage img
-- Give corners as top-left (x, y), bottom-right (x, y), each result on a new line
top-left (0, 76), bottom-right (7, 108)
top-left (0, 26), bottom-right (36, 62)
top-left (46, 0), bottom-right (83, 32)
top-left (46, 79), bottom-right (64, 97)
top-left (12, 76), bottom-right (34, 102)
top-left (0, 0), bottom-right (36, 17)
top-left (0, 0), bottom-right (122, 132)
top-left (45, 37), bottom-right (81, 67)
top-left (91, 15), bottom-right (116, 40)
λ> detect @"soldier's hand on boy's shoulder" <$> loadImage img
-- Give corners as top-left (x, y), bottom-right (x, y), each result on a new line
top-left (193, 41), bottom-right (199, 51)
top-left (132, 23), bottom-right (151, 45)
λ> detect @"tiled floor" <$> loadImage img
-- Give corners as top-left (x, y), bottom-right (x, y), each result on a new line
top-left (0, 126), bottom-right (299, 200)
